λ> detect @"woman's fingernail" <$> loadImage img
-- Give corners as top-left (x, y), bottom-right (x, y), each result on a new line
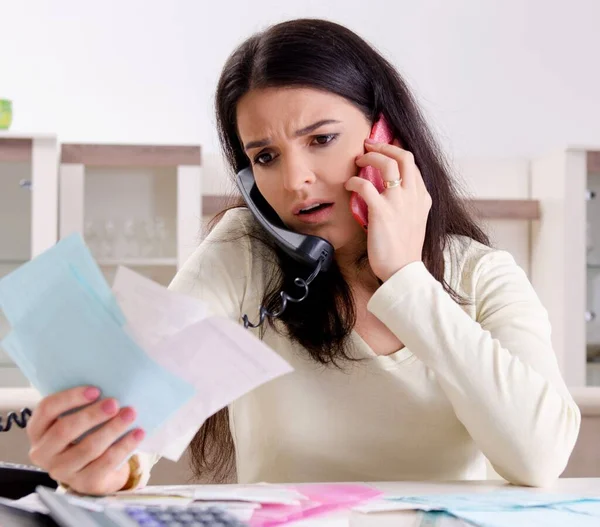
top-left (101, 399), bottom-right (119, 415)
top-left (133, 429), bottom-right (145, 442)
top-left (365, 138), bottom-right (377, 144)
top-left (120, 408), bottom-right (136, 423)
top-left (84, 387), bottom-right (100, 401)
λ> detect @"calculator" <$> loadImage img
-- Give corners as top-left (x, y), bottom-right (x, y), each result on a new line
top-left (36, 485), bottom-right (249, 527)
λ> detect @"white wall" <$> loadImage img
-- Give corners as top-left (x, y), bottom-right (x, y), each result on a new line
top-left (6, 0), bottom-right (594, 267)
top-left (3, 0), bottom-right (600, 173)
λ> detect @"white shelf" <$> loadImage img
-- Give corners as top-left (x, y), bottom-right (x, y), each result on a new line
top-left (0, 131), bottom-right (57, 140)
top-left (97, 257), bottom-right (178, 267)
top-left (532, 147), bottom-right (600, 387)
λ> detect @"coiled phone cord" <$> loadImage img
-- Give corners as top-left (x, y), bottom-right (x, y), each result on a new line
top-left (0, 408), bottom-right (32, 432)
top-left (242, 257), bottom-right (325, 329)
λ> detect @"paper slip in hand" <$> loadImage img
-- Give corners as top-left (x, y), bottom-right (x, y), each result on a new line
top-left (0, 234), bottom-right (293, 463)
top-left (112, 266), bottom-right (208, 349)
top-left (112, 266), bottom-right (294, 460)
top-left (0, 233), bottom-right (123, 327)
top-left (1, 268), bottom-right (196, 440)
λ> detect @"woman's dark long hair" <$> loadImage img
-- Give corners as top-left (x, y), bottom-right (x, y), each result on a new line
top-left (189, 18), bottom-right (490, 482)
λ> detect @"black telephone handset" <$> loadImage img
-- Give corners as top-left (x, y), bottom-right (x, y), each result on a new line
top-left (236, 168), bottom-right (334, 270)
top-left (236, 167), bottom-right (334, 328)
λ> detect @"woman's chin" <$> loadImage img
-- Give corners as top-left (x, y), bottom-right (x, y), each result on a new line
top-left (294, 216), bottom-right (365, 253)
top-left (330, 228), bottom-right (367, 254)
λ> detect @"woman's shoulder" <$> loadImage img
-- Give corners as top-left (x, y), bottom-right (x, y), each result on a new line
top-left (168, 207), bottom-right (263, 314)
top-left (171, 207), bottom-right (256, 282)
top-left (443, 234), bottom-right (521, 294)
top-left (206, 207), bottom-right (256, 239)
top-left (207, 207), bottom-right (273, 266)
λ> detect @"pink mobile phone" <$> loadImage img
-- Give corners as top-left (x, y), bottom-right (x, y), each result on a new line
top-left (350, 114), bottom-right (395, 230)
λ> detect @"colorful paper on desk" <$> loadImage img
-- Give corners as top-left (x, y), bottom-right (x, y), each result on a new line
top-left (383, 490), bottom-right (600, 511)
top-left (453, 508), bottom-right (600, 527)
top-left (0, 267), bottom-right (196, 440)
top-left (249, 484), bottom-right (381, 527)
top-left (112, 267), bottom-right (294, 460)
top-left (356, 490), bottom-right (600, 527)
top-left (560, 500), bottom-right (600, 515)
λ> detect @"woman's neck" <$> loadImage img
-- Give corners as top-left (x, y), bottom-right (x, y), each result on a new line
top-left (335, 238), bottom-right (380, 291)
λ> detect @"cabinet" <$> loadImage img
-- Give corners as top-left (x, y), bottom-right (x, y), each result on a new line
top-left (0, 133), bottom-right (59, 387)
top-left (531, 147), bottom-right (600, 387)
top-left (58, 144), bottom-right (202, 287)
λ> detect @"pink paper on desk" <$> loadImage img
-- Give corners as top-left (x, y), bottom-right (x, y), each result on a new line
top-left (249, 484), bottom-right (381, 527)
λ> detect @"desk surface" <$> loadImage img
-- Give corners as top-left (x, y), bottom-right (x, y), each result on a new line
top-left (14, 478), bottom-right (600, 526)
top-left (276, 478), bottom-right (600, 526)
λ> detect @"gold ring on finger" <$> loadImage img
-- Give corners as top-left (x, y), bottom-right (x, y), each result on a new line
top-left (383, 178), bottom-right (402, 189)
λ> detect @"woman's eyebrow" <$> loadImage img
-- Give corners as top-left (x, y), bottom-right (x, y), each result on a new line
top-left (294, 119), bottom-right (341, 136)
top-left (244, 119), bottom-right (341, 151)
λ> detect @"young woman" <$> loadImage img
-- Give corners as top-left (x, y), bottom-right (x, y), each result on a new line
top-left (27, 18), bottom-right (579, 495)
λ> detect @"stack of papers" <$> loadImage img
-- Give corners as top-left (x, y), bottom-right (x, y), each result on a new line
top-left (113, 483), bottom-right (380, 527)
top-left (354, 490), bottom-right (600, 527)
top-left (248, 483), bottom-right (381, 527)
top-left (15, 483), bottom-right (378, 524)
top-left (0, 233), bottom-right (293, 460)
top-left (113, 484), bottom-right (306, 505)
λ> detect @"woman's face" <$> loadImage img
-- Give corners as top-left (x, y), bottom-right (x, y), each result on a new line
top-left (236, 87), bottom-right (372, 252)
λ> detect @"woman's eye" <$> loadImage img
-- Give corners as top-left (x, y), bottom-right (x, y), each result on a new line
top-left (312, 134), bottom-right (338, 146)
top-left (254, 152), bottom-right (274, 165)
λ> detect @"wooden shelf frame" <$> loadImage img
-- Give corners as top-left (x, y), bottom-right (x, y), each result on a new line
top-left (201, 195), bottom-right (541, 220)
top-left (59, 143), bottom-right (202, 270)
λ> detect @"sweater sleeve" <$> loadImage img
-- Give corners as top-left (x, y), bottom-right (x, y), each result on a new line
top-left (366, 249), bottom-right (581, 487)
top-left (129, 209), bottom-right (254, 489)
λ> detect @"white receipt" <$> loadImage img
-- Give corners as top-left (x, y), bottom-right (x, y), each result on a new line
top-left (112, 267), bottom-right (208, 349)
top-left (118, 484), bottom-right (305, 505)
top-left (112, 267), bottom-right (293, 461)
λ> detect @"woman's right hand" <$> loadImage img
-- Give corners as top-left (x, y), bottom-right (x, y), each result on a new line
top-left (27, 386), bottom-right (145, 495)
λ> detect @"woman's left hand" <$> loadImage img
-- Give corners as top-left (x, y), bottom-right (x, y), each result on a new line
top-left (345, 140), bottom-right (432, 282)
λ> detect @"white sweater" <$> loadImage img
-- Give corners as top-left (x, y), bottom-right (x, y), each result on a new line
top-left (136, 208), bottom-right (580, 488)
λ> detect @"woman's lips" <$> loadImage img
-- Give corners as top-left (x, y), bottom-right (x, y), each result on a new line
top-left (294, 203), bottom-right (334, 224)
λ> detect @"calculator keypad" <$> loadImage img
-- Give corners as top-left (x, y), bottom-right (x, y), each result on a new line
top-left (124, 505), bottom-right (247, 527)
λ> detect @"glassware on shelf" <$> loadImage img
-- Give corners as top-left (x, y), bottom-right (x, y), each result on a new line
top-left (135, 219), bottom-right (156, 258)
top-left (102, 219), bottom-right (117, 259)
top-left (84, 220), bottom-right (99, 257)
top-left (155, 217), bottom-right (169, 257)
top-left (84, 217), bottom-right (174, 262)
top-left (122, 218), bottom-right (138, 258)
